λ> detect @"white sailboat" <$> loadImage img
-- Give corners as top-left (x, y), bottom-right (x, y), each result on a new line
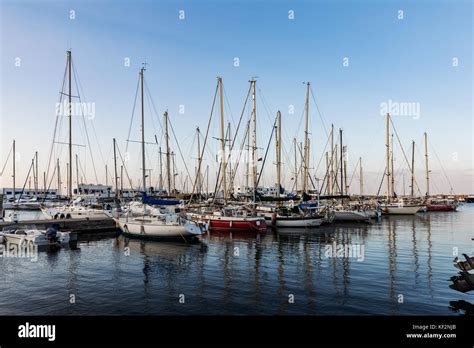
top-left (380, 113), bottom-right (422, 215)
top-left (381, 202), bottom-right (421, 215)
top-left (333, 209), bottom-right (371, 222)
top-left (115, 212), bottom-right (207, 239)
top-left (115, 67), bottom-right (207, 240)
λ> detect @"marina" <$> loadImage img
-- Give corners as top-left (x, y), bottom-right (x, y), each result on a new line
top-left (0, 45), bottom-right (473, 316)
top-left (0, 3), bottom-right (472, 345)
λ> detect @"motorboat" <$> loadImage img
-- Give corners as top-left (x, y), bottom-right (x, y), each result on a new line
top-left (0, 226), bottom-right (71, 247)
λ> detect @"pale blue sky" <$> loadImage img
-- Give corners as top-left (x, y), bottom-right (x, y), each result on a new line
top-left (1, 0), bottom-right (472, 194)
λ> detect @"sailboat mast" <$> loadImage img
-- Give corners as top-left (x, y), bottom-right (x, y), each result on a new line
top-left (340, 128), bottom-right (343, 197)
top-left (325, 152), bottom-right (329, 195)
top-left (303, 82), bottom-right (310, 193)
top-left (411, 140), bottom-right (415, 197)
top-left (330, 124), bottom-right (334, 195)
top-left (359, 157), bottom-right (363, 196)
top-left (113, 138), bottom-right (119, 202)
top-left (159, 146), bottom-right (163, 191)
top-left (391, 133), bottom-right (395, 197)
top-left (251, 79), bottom-right (257, 203)
top-left (344, 146), bottom-right (348, 194)
top-left (35, 151), bottom-right (38, 192)
top-left (246, 123), bottom-right (250, 193)
top-left (57, 158), bottom-right (61, 196)
top-left (196, 126), bottom-right (201, 196)
top-left (67, 50), bottom-right (73, 200)
top-left (140, 67), bottom-right (146, 194)
top-left (164, 111), bottom-right (171, 195)
top-left (294, 138), bottom-right (298, 194)
top-left (218, 77), bottom-right (227, 204)
top-left (171, 152), bottom-right (176, 193)
top-left (120, 165), bottom-right (124, 196)
top-left (227, 122), bottom-right (232, 189)
top-left (424, 132), bottom-right (429, 197)
top-left (12, 139), bottom-right (15, 199)
top-left (75, 154), bottom-right (79, 194)
top-left (276, 110), bottom-right (281, 197)
top-left (385, 113), bottom-right (390, 200)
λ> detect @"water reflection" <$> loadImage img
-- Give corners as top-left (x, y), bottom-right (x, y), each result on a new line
top-left (1, 207), bottom-right (472, 315)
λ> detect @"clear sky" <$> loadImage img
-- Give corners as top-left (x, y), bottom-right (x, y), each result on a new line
top-left (1, 0), bottom-right (472, 195)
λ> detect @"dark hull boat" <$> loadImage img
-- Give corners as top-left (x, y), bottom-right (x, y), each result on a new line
top-left (426, 204), bottom-right (457, 212)
top-left (141, 193), bottom-right (182, 206)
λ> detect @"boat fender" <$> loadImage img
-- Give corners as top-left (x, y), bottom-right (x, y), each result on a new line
top-left (66, 213), bottom-right (71, 219)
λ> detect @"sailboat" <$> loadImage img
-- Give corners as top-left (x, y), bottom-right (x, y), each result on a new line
top-left (380, 113), bottom-right (422, 215)
top-left (421, 133), bottom-right (458, 212)
top-left (265, 89), bottom-right (324, 229)
top-left (195, 77), bottom-right (267, 233)
top-left (114, 66), bottom-right (207, 240)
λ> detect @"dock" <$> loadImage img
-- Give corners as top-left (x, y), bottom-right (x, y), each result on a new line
top-left (0, 217), bottom-right (118, 236)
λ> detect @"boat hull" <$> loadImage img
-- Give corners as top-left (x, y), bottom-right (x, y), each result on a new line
top-left (207, 217), bottom-right (267, 232)
top-left (275, 217), bottom-right (322, 228)
top-left (426, 204), bottom-right (457, 212)
top-left (334, 211), bottom-right (370, 222)
top-left (117, 218), bottom-right (204, 239)
top-left (382, 205), bottom-right (421, 215)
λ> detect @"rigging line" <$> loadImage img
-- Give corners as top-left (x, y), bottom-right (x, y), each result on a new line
top-left (293, 104), bottom-right (306, 141)
top-left (222, 83), bottom-right (237, 131)
top-left (189, 82), bottom-right (218, 203)
top-left (312, 129), bottom-right (331, 179)
top-left (309, 86), bottom-right (329, 138)
top-left (72, 62), bottom-right (99, 184)
top-left (223, 85), bottom-right (252, 185)
top-left (42, 162), bottom-right (58, 203)
top-left (168, 118), bottom-right (192, 186)
top-left (212, 84), bottom-right (252, 199)
top-left (144, 79), bottom-right (164, 134)
top-left (257, 87), bottom-right (275, 124)
top-left (18, 155), bottom-right (35, 201)
top-left (72, 60), bottom-right (106, 166)
top-left (376, 164), bottom-right (387, 197)
top-left (388, 116), bottom-right (422, 195)
top-left (116, 144), bottom-right (136, 192)
top-left (229, 120), bottom-right (251, 188)
top-left (144, 84), bottom-right (159, 139)
top-left (125, 75), bottom-right (141, 153)
top-left (256, 116), bottom-right (277, 188)
top-left (0, 144), bottom-right (13, 176)
top-left (45, 58), bottom-right (68, 187)
top-left (77, 155), bottom-right (88, 185)
top-left (428, 139), bottom-right (456, 193)
top-left (348, 157), bottom-right (361, 189)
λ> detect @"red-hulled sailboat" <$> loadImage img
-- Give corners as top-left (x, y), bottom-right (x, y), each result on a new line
top-left (426, 199), bottom-right (458, 212)
top-left (190, 77), bottom-right (266, 234)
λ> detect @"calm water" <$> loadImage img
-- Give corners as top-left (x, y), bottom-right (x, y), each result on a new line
top-left (1, 206), bottom-right (473, 315)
